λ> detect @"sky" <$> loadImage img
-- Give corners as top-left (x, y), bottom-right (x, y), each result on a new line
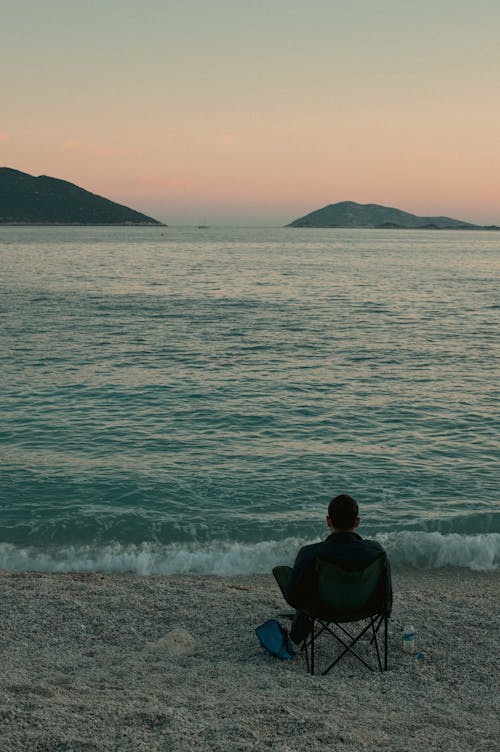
top-left (2, 0), bottom-right (500, 225)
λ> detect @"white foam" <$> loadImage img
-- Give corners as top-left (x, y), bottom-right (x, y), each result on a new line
top-left (380, 531), bottom-right (500, 571)
top-left (0, 539), bottom-right (299, 576)
top-left (0, 532), bottom-right (498, 576)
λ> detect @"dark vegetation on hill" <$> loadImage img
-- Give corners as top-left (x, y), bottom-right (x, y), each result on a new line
top-left (0, 168), bottom-right (164, 225)
top-left (287, 201), bottom-right (499, 230)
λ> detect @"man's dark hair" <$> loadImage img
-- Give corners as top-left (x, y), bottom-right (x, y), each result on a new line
top-left (328, 494), bottom-right (359, 530)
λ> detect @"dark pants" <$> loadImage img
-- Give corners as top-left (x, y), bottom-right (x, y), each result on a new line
top-left (272, 565), bottom-right (313, 645)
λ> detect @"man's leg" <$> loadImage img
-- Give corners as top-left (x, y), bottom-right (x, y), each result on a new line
top-left (272, 566), bottom-right (313, 645)
top-left (272, 565), bottom-right (292, 600)
top-left (289, 612), bottom-right (313, 645)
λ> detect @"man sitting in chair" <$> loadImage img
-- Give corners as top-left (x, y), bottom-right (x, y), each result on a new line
top-left (273, 493), bottom-right (392, 644)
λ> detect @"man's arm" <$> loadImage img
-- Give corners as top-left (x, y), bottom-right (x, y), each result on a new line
top-left (385, 555), bottom-right (393, 615)
top-left (284, 544), bottom-right (316, 609)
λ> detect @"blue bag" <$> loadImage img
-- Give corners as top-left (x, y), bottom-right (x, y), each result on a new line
top-left (255, 619), bottom-right (294, 660)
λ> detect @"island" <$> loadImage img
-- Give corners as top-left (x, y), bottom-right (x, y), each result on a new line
top-left (287, 201), bottom-right (499, 230)
top-left (0, 167), bottom-right (165, 226)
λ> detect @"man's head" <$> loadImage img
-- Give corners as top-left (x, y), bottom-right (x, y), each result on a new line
top-left (327, 494), bottom-right (360, 532)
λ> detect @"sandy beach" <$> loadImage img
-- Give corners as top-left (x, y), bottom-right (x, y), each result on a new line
top-left (0, 567), bottom-right (498, 752)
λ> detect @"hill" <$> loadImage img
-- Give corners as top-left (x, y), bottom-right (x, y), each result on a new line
top-left (287, 201), bottom-right (499, 230)
top-left (0, 168), bottom-right (164, 225)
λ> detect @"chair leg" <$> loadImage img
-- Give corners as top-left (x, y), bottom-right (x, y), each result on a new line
top-left (384, 615), bottom-right (388, 671)
top-left (303, 616), bottom-right (389, 675)
top-left (303, 638), bottom-right (310, 674)
top-left (370, 614), bottom-right (384, 644)
top-left (302, 619), bottom-right (316, 674)
top-left (371, 616), bottom-right (383, 672)
top-left (310, 620), bottom-right (315, 675)
top-left (322, 620), bottom-right (376, 674)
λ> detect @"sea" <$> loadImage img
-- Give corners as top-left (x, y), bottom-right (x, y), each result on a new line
top-left (1, 226), bottom-right (499, 575)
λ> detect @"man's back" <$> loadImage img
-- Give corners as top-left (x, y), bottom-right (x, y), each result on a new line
top-left (272, 494), bottom-right (392, 643)
top-left (285, 531), bottom-right (387, 610)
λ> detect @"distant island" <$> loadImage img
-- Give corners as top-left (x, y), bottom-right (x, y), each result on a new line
top-left (287, 201), bottom-right (499, 230)
top-left (0, 167), bottom-right (164, 226)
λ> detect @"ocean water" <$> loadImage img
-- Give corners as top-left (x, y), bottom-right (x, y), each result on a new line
top-left (1, 226), bottom-right (499, 574)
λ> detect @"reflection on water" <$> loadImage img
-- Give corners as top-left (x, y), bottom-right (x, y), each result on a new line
top-left (1, 227), bottom-right (499, 565)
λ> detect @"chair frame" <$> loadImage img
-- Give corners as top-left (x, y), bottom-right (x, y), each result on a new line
top-left (303, 611), bottom-right (388, 675)
top-left (301, 555), bottom-right (390, 675)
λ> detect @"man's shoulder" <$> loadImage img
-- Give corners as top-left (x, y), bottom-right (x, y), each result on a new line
top-left (295, 534), bottom-right (387, 567)
top-left (320, 533), bottom-right (387, 563)
top-left (298, 539), bottom-right (325, 553)
top-left (296, 540), bottom-right (325, 560)
top-left (298, 535), bottom-right (385, 552)
top-left (358, 537), bottom-right (386, 553)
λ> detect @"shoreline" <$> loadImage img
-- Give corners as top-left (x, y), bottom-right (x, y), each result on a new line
top-left (1, 530), bottom-right (498, 575)
top-left (0, 566), bottom-right (498, 751)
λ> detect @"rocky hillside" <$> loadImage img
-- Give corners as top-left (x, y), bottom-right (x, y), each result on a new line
top-left (287, 201), bottom-right (498, 230)
top-left (0, 168), bottom-right (164, 225)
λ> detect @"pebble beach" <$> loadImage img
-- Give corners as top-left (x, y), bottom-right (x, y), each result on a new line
top-left (0, 566), bottom-right (498, 752)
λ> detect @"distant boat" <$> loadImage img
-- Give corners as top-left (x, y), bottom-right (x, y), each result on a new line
top-left (197, 217), bottom-right (209, 229)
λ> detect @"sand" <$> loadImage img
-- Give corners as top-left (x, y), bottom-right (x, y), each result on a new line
top-left (0, 567), bottom-right (498, 752)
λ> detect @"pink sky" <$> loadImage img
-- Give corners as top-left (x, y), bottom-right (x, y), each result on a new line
top-left (2, 1), bottom-right (499, 225)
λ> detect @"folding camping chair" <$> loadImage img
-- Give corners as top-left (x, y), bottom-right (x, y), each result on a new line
top-left (301, 553), bottom-right (391, 675)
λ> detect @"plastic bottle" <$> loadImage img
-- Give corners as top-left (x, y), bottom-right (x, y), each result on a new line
top-left (402, 625), bottom-right (416, 653)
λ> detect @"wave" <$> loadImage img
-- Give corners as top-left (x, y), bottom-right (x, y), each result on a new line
top-left (0, 531), bottom-right (499, 575)
top-left (379, 531), bottom-right (500, 571)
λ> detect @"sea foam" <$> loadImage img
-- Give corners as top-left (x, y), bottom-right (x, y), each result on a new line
top-left (0, 532), bottom-right (498, 576)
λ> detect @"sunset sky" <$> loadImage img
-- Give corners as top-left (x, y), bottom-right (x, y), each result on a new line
top-left (2, 0), bottom-right (499, 225)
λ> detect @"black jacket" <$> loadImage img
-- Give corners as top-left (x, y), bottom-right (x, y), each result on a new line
top-left (285, 531), bottom-right (392, 611)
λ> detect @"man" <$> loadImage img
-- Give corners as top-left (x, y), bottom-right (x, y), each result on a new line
top-left (273, 493), bottom-right (391, 643)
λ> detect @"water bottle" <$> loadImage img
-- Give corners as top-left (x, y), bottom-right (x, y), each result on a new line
top-left (402, 625), bottom-right (416, 653)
